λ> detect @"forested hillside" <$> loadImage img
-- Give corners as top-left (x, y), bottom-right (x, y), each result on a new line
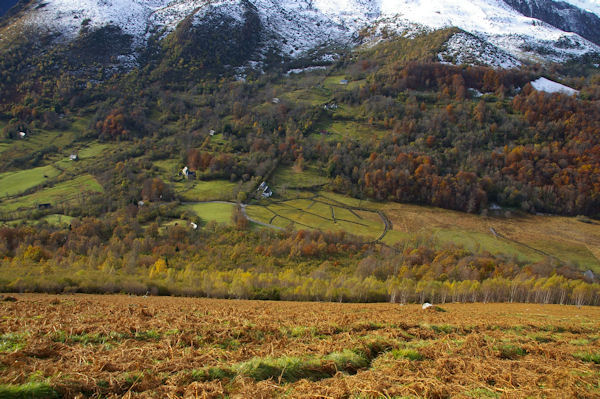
top-left (0, 25), bottom-right (599, 303)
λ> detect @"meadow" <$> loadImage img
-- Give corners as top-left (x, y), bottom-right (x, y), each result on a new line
top-left (1, 294), bottom-right (599, 398)
top-left (0, 175), bottom-right (103, 213)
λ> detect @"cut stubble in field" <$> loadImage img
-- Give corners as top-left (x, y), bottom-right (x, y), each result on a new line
top-left (1, 294), bottom-right (599, 398)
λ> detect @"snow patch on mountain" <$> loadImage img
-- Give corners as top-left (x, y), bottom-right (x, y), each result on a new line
top-left (530, 77), bottom-right (579, 95)
top-left (24, 0), bottom-right (167, 45)
top-left (439, 33), bottom-right (522, 68)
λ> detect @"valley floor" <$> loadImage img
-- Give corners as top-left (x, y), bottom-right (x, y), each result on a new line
top-left (1, 294), bottom-right (599, 398)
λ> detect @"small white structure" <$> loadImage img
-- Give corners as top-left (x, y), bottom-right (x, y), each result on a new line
top-left (272, 97), bottom-right (280, 104)
top-left (18, 132), bottom-right (26, 138)
top-left (190, 222), bottom-right (198, 230)
top-left (530, 77), bottom-right (579, 96)
top-left (209, 130), bottom-right (216, 136)
top-left (182, 166), bottom-right (196, 180)
top-left (422, 303), bottom-right (433, 310)
top-left (138, 200), bottom-right (145, 207)
top-left (69, 154), bottom-right (78, 161)
top-left (257, 181), bottom-right (273, 198)
top-left (339, 79), bottom-right (349, 85)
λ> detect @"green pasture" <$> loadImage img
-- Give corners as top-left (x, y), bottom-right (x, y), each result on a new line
top-left (176, 180), bottom-right (239, 202)
top-left (246, 194), bottom-right (385, 239)
top-left (179, 202), bottom-right (234, 225)
top-left (271, 166), bottom-right (330, 191)
top-left (0, 175), bottom-right (103, 212)
top-left (0, 165), bottom-right (61, 197)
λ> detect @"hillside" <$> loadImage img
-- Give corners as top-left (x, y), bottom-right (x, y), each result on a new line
top-left (0, 1), bottom-right (599, 303)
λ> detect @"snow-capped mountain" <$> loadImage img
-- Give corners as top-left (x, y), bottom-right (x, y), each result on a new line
top-left (5, 0), bottom-right (600, 68)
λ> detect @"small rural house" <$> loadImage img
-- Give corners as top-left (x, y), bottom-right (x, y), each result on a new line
top-left (69, 154), bottom-right (78, 161)
top-left (19, 131), bottom-right (26, 138)
top-left (339, 79), bottom-right (349, 85)
top-left (181, 166), bottom-right (196, 180)
top-left (257, 181), bottom-right (273, 198)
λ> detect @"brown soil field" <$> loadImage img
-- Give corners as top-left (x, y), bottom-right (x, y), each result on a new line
top-left (1, 294), bottom-right (600, 398)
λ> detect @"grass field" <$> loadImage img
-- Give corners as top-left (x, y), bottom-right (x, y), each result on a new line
top-left (323, 75), bottom-right (365, 91)
top-left (271, 166), bottom-right (330, 191)
top-left (246, 193), bottom-right (385, 239)
top-left (176, 180), bottom-right (240, 202)
top-left (325, 120), bottom-right (389, 140)
top-left (1, 294), bottom-right (599, 398)
top-left (381, 203), bottom-right (600, 272)
top-left (244, 189), bottom-right (600, 272)
top-left (180, 202), bottom-right (234, 224)
top-left (0, 175), bottom-right (103, 212)
top-left (40, 214), bottom-right (75, 226)
top-left (0, 165), bottom-right (61, 197)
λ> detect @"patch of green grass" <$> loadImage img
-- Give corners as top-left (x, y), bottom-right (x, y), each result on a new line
top-left (192, 344), bottom-right (389, 383)
top-left (434, 229), bottom-right (543, 263)
top-left (281, 87), bottom-right (330, 106)
top-left (0, 175), bottom-right (104, 212)
top-left (573, 352), bottom-right (600, 364)
top-left (271, 166), bottom-right (330, 190)
top-left (281, 326), bottom-right (318, 338)
top-left (76, 142), bottom-right (113, 159)
top-left (0, 382), bottom-right (58, 399)
top-left (134, 330), bottom-right (161, 341)
top-left (0, 165), bottom-right (61, 198)
top-left (430, 324), bottom-right (455, 334)
top-left (532, 240), bottom-right (599, 272)
top-left (498, 344), bottom-right (527, 359)
top-left (570, 338), bottom-right (591, 346)
top-left (323, 75), bottom-right (365, 91)
top-left (245, 205), bottom-right (276, 224)
top-left (176, 180), bottom-right (239, 202)
top-left (179, 202), bottom-right (234, 224)
top-left (326, 120), bottom-right (389, 140)
top-left (0, 332), bottom-right (27, 352)
top-left (391, 348), bottom-right (423, 361)
top-left (191, 366), bottom-right (235, 381)
top-left (253, 194), bottom-right (384, 237)
top-left (38, 214), bottom-right (74, 226)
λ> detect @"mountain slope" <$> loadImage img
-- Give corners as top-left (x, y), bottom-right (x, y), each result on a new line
top-left (503, 0), bottom-right (600, 45)
top-left (5, 0), bottom-right (599, 69)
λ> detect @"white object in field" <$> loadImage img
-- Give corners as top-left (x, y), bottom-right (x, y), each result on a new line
top-left (191, 222), bottom-right (198, 230)
top-left (530, 77), bottom-right (579, 96)
top-left (19, 132), bottom-right (26, 138)
top-left (422, 303), bottom-right (433, 310)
